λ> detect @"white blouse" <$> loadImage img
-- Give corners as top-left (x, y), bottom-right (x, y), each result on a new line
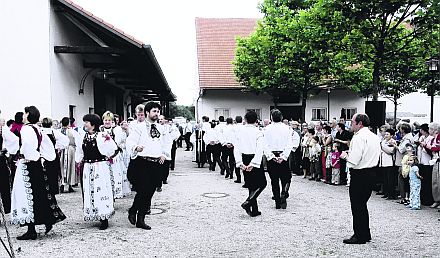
top-left (0, 125), bottom-right (19, 155)
top-left (20, 125), bottom-right (56, 161)
top-left (75, 132), bottom-right (118, 163)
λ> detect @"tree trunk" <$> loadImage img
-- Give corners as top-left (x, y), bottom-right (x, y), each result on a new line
top-left (372, 60), bottom-right (380, 101)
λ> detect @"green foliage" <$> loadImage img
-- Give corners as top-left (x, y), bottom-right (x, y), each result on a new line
top-left (169, 102), bottom-right (195, 120)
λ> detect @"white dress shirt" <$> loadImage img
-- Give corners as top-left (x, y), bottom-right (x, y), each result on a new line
top-left (0, 125), bottom-right (19, 155)
top-left (263, 122), bottom-right (294, 161)
top-left (291, 130), bottom-right (300, 152)
top-left (203, 128), bottom-right (221, 145)
top-left (346, 127), bottom-right (381, 169)
top-left (222, 124), bottom-right (236, 145)
top-left (234, 124), bottom-right (264, 168)
top-left (126, 121), bottom-right (171, 159)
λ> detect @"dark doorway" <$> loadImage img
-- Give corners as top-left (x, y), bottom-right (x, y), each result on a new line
top-left (270, 106), bottom-right (302, 121)
top-left (93, 79), bottom-right (124, 118)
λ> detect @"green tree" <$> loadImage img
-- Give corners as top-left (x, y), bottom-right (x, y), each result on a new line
top-left (332, 0), bottom-right (438, 100)
top-left (169, 102), bottom-right (195, 120)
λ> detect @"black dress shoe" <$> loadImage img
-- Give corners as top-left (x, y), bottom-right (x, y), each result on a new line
top-left (68, 186), bottom-right (75, 193)
top-left (242, 184), bottom-right (248, 188)
top-left (343, 236), bottom-right (367, 244)
top-left (99, 219), bottom-right (109, 230)
top-left (250, 211), bottom-right (262, 217)
top-left (234, 180), bottom-right (241, 183)
top-left (241, 201), bottom-right (252, 216)
top-left (17, 231), bottom-right (37, 240)
top-left (45, 224), bottom-right (53, 234)
top-left (128, 210), bottom-right (137, 225)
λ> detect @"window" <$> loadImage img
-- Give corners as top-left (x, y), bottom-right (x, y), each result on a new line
top-left (89, 107), bottom-right (95, 114)
top-left (246, 109), bottom-right (261, 120)
top-left (343, 108), bottom-right (357, 120)
top-left (214, 108), bottom-right (230, 120)
top-left (312, 108), bottom-right (327, 121)
top-left (69, 105), bottom-right (76, 120)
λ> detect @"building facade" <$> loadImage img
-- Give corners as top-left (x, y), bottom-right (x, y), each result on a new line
top-left (0, 0), bottom-right (174, 123)
top-left (195, 18), bottom-right (365, 122)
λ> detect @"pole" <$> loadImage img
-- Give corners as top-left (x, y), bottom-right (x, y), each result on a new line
top-left (327, 88), bottom-right (330, 122)
top-left (431, 79), bottom-right (434, 123)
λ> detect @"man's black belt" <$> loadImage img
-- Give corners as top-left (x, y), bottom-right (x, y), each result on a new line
top-left (350, 167), bottom-right (376, 173)
top-left (138, 156), bottom-right (160, 163)
top-left (272, 151), bottom-right (282, 157)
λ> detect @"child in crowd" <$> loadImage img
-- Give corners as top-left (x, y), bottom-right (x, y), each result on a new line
top-left (399, 143), bottom-right (415, 204)
top-left (331, 143), bottom-right (341, 185)
top-left (407, 155), bottom-right (422, 210)
top-left (309, 136), bottom-right (321, 181)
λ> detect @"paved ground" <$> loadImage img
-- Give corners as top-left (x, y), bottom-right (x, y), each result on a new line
top-left (1, 148), bottom-right (440, 257)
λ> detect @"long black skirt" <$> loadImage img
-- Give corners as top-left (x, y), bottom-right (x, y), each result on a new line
top-left (0, 156), bottom-right (11, 214)
top-left (43, 155), bottom-right (61, 195)
top-left (242, 154), bottom-right (267, 190)
top-left (28, 160), bottom-right (66, 226)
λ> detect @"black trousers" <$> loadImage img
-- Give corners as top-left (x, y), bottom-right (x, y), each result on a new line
top-left (184, 132), bottom-right (193, 150)
top-left (177, 135), bottom-right (183, 148)
top-left (171, 141), bottom-right (177, 170)
top-left (206, 144), bottom-right (223, 171)
top-left (349, 168), bottom-right (375, 241)
top-left (221, 145), bottom-right (235, 175)
top-left (0, 156), bottom-right (11, 214)
top-left (158, 160), bottom-right (170, 188)
top-left (267, 159), bottom-right (291, 200)
top-left (340, 159), bottom-right (347, 184)
top-left (420, 165), bottom-right (434, 206)
top-left (382, 166), bottom-right (398, 198)
top-left (130, 158), bottom-right (162, 214)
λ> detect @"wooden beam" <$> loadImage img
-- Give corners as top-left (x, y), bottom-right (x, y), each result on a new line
top-left (83, 60), bottom-right (122, 69)
top-left (54, 46), bottom-right (130, 55)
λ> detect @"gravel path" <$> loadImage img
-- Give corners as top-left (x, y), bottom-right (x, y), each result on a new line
top-left (1, 148), bottom-right (439, 257)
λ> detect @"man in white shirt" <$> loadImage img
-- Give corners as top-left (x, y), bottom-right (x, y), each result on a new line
top-left (340, 114), bottom-right (380, 244)
top-left (234, 116), bottom-right (245, 184)
top-left (126, 102), bottom-right (170, 230)
top-left (221, 117), bottom-right (235, 179)
top-left (264, 109), bottom-right (294, 209)
top-left (184, 118), bottom-right (193, 151)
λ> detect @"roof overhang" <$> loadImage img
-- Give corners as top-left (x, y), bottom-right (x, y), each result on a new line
top-left (52, 0), bottom-right (176, 102)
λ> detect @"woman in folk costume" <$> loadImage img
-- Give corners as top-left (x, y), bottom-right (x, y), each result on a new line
top-left (40, 118), bottom-right (69, 195)
top-left (0, 118), bottom-right (19, 215)
top-left (75, 114), bottom-right (117, 230)
top-left (59, 117), bottom-right (80, 193)
top-left (100, 111), bottom-right (129, 198)
top-left (11, 106), bottom-right (66, 240)
top-left (118, 120), bottom-right (131, 196)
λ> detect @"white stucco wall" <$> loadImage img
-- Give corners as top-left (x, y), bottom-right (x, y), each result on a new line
top-left (197, 90), bottom-right (273, 121)
top-left (49, 8), bottom-right (95, 123)
top-left (305, 89), bottom-right (365, 121)
top-left (198, 88), bottom-right (366, 122)
top-left (0, 1), bottom-right (52, 120)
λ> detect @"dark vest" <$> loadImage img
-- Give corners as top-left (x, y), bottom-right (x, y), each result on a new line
top-left (82, 133), bottom-right (107, 163)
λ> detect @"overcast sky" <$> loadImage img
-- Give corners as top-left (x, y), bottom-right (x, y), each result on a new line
top-left (73, 0), bottom-right (263, 105)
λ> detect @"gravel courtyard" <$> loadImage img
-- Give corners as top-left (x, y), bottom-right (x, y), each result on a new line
top-left (1, 148), bottom-right (440, 257)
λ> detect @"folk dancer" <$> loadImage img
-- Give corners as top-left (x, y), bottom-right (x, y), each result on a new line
top-left (235, 111), bottom-right (266, 217)
top-left (101, 111), bottom-right (130, 199)
top-left (234, 116), bottom-right (244, 184)
top-left (75, 114), bottom-right (117, 230)
top-left (221, 117), bottom-right (236, 179)
top-left (126, 102), bottom-right (171, 230)
top-left (204, 122), bottom-right (225, 173)
top-left (0, 120), bottom-right (19, 215)
top-left (41, 118), bottom-right (69, 195)
top-left (264, 109), bottom-right (294, 209)
top-left (11, 106), bottom-right (66, 240)
top-left (59, 117), bottom-right (80, 193)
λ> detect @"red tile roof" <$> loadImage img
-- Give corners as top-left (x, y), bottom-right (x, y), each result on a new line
top-left (196, 18), bottom-right (258, 89)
